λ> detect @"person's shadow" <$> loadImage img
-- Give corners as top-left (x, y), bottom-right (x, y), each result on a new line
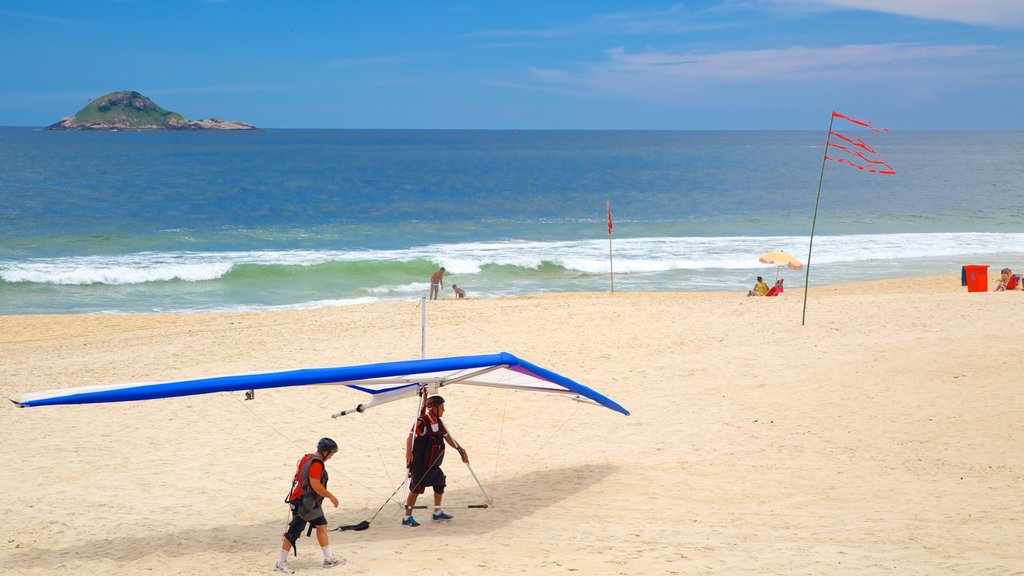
top-left (1, 463), bottom-right (616, 569)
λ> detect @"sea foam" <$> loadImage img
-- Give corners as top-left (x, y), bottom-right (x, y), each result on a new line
top-left (2, 233), bottom-right (1022, 287)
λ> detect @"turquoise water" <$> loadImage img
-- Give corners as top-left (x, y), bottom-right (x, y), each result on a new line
top-left (1, 128), bottom-right (1021, 313)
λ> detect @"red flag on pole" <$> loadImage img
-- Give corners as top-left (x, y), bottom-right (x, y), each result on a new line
top-left (825, 111), bottom-right (895, 175)
top-left (831, 111), bottom-right (888, 132)
top-left (606, 201), bottom-right (613, 234)
top-left (803, 110), bottom-right (894, 325)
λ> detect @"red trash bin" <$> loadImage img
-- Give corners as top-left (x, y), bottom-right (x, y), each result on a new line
top-left (962, 265), bottom-right (989, 292)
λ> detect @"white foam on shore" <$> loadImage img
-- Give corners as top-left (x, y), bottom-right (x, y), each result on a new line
top-left (3, 232), bottom-right (1022, 286)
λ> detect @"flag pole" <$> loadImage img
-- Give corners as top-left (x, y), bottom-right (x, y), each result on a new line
top-left (802, 112), bottom-right (836, 326)
top-left (606, 201), bottom-right (614, 293)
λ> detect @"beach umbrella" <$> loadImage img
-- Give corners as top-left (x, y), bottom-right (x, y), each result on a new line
top-left (759, 250), bottom-right (803, 281)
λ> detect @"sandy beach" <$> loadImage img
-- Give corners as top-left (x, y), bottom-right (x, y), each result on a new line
top-left (2, 275), bottom-right (1022, 575)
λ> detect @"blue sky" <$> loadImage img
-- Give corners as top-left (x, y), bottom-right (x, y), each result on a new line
top-left (1, 1), bottom-right (1022, 129)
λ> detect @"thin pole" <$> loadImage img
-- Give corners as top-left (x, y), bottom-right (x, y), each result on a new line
top-left (462, 460), bottom-right (493, 506)
top-left (802, 112), bottom-right (836, 326)
top-left (607, 201), bottom-right (614, 293)
top-left (444, 426), bottom-right (493, 506)
top-left (420, 296), bottom-right (426, 359)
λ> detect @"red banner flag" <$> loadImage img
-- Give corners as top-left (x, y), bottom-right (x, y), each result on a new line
top-left (826, 111), bottom-right (895, 175)
top-left (831, 111), bottom-right (888, 132)
top-left (606, 201), bottom-right (613, 234)
top-left (826, 141), bottom-right (895, 174)
top-left (828, 130), bottom-right (878, 154)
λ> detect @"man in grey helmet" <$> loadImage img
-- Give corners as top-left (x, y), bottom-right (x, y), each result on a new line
top-left (275, 437), bottom-right (345, 573)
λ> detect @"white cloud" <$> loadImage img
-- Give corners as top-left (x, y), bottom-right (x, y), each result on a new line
top-left (147, 84), bottom-right (293, 96)
top-left (787, 0), bottom-right (1024, 28)
top-left (328, 56), bottom-right (406, 68)
top-left (461, 4), bottom-right (740, 41)
top-left (465, 1), bottom-right (1024, 47)
top-left (461, 27), bottom-right (568, 39)
top-left (0, 10), bottom-right (84, 25)
top-left (523, 42), bottom-right (1004, 100)
top-left (599, 43), bottom-right (995, 80)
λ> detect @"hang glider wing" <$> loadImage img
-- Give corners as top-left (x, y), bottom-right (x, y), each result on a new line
top-left (10, 352), bottom-right (629, 416)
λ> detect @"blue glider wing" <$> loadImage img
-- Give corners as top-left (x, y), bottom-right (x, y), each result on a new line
top-left (11, 352), bottom-right (629, 416)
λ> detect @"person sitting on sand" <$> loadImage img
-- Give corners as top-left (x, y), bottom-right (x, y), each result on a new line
top-left (748, 276), bottom-right (769, 296)
top-left (765, 278), bottom-right (785, 297)
top-left (452, 284), bottom-right (466, 299)
top-left (994, 268), bottom-right (1020, 291)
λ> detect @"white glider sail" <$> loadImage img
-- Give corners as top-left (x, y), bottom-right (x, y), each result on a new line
top-left (10, 352), bottom-right (629, 416)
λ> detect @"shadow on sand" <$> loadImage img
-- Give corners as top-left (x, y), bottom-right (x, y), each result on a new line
top-left (2, 463), bottom-right (616, 569)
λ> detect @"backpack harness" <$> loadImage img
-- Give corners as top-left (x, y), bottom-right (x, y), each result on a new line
top-left (283, 453), bottom-right (329, 555)
top-left (411, 415), bottom-right (447, 472)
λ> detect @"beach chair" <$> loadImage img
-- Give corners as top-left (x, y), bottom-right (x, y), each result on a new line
top-left (1006, 274), bottom-right (1021, 291)
top-left (765, 278), bottom-right (785, 297)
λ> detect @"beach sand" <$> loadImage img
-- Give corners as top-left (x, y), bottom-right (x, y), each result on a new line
top-left (2, 275), bottom-right (1022, 575)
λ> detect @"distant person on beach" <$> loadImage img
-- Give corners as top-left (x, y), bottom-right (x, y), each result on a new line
top-left (452, 284), bottom-right (466, 299)
top-left (403, 395), bottom-right (469, 527)
top-left (429, 267), bottom-right (445, 300)
top-left (275, 438), bottom-right (345, 573)
top-left (994, 268), bottom-right (1020, 291)
top-left (748, 276), bottom-right (769, 296)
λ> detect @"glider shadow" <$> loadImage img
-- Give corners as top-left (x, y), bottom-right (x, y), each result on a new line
top-left (0, 463), bottom-right (617, 568)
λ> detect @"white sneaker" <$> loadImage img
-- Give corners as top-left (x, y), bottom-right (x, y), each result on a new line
top-left (323, 557), bottom-right (346, 568)
top-left (274, 560), bottom-right (295, 573)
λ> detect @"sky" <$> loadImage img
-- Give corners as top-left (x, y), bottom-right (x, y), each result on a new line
top-left (1, 1), bottom-right (1022, 130)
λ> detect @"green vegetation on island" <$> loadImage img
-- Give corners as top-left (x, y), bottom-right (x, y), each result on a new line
top-left (47, 91), bottom-right (255, 131)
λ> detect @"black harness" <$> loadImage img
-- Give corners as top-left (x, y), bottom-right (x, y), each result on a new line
top-left (295, 454), bottom-right (330, 499)
top-left (284, 453), bottom-right (330, 555)
top-left (411, 415), bottom-right (447, 470)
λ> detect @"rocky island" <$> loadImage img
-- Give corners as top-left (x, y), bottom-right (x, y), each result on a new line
top-left (46, 91), bottom-right (256, 131)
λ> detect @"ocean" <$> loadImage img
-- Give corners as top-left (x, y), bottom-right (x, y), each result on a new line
top-left (1, 127), bottom-right (1021, 314)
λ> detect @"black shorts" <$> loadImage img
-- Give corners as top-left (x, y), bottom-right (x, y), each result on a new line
top-left (409, 467), bottom-right (446, 495)
top-left (284, 503), bottom-right (327, 542)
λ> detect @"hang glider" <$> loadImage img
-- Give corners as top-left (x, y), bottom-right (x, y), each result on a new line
top-left (10, 352), bottom-right (629, 416)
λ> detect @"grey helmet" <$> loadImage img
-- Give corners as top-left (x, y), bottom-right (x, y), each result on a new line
top-left (317, 437), bottom-right (339, 453)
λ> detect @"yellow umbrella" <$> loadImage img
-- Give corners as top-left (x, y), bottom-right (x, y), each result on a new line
top-left (759, 250), bottom-right (803, 281)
